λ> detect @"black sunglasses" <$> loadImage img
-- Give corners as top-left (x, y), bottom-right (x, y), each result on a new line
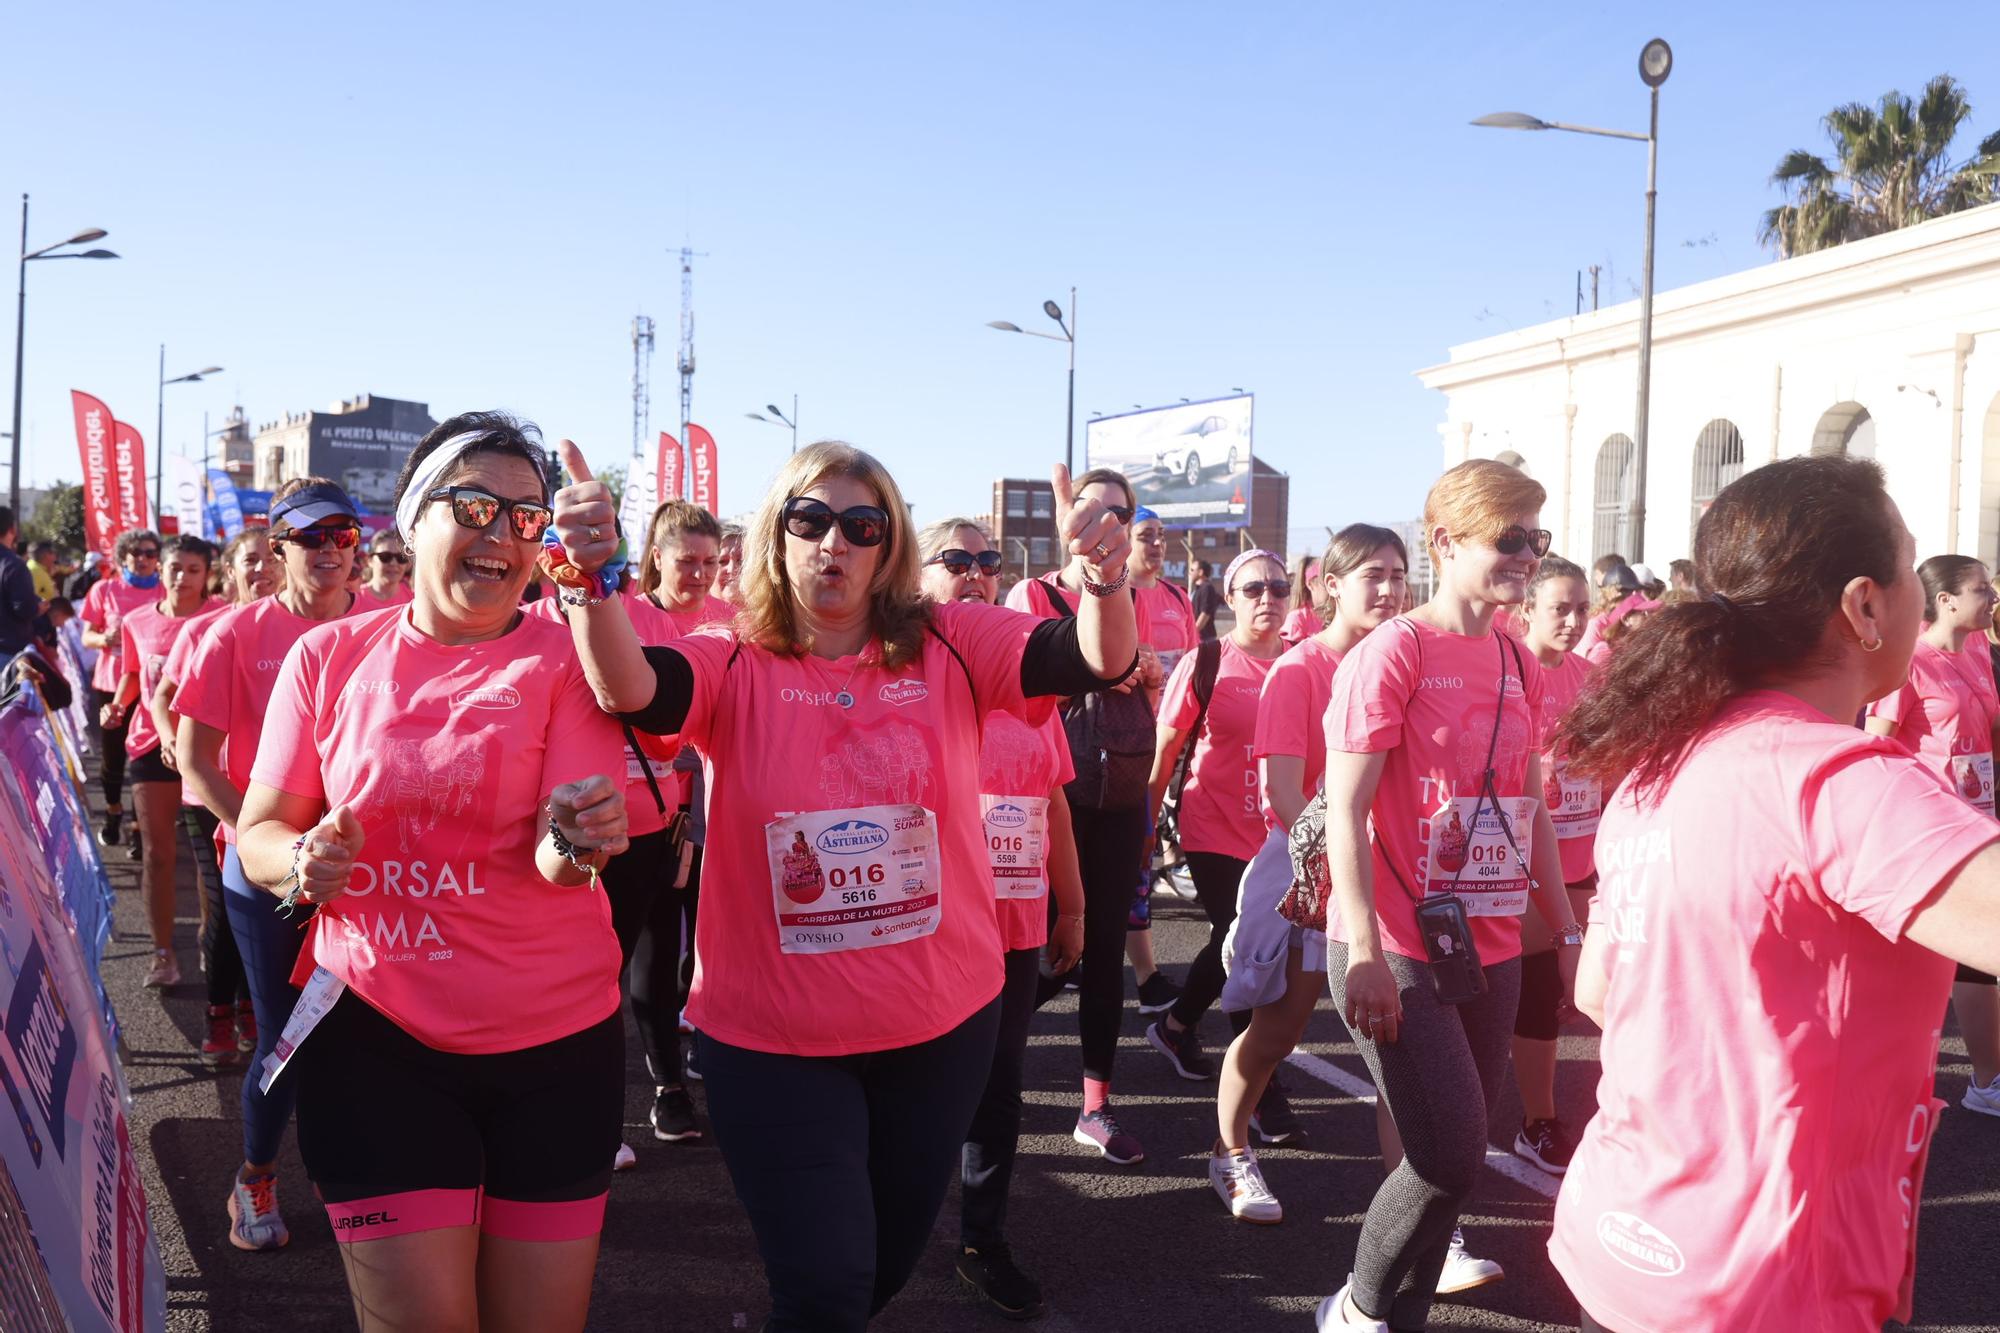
top-left (1104, 505), bottom-right (1135, 526)
top-left (782, 498), bottom-right (889, 548)
top-left (927, 548), bottom-right (1003, 576)
top-left (1495, 526), bottom-right (1553, 558)
top-left (372, 551), bottom-right (409, 564)
top-left (1234, 578), bottom-right (1292, 600)
top-left (277, 525), bottom-right (361, 551)
top-left (425, 486), bottom-right (554, 542)
top-left (129, 546), bottom-right (161, 559)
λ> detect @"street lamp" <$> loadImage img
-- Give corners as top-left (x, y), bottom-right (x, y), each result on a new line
top-left (1474, 36), bottom-right (1671, 560)
top-left (986, 287), bottom-right (1076, 474)
top-left (155, 349), bottom-right (223, 520)
top-left (745, 395), bottom-right (799, 454)
top-left (11, 195), bottom-right (118, 516)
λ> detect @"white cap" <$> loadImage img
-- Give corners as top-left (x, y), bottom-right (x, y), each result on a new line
top-left (1629, 562), bottom-right (1660, 585)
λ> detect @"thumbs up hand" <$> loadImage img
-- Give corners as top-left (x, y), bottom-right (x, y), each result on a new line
top-left (294, 805), bottom-right (366, 905)
top-left (552, 439), bottom-right (621, 576)
top-left (1053, 464), bottom-right (1131, 585)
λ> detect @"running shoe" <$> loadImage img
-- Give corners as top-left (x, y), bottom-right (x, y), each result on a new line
top-left (1435, 1229), bottom-right (1504, 1294)
top-left (682, 1042), bottom-right (702, 1082)
top-left (650, 1086), bottom-right (702, 1143)
top-left (955, 1242), bottom-right (1045, 1321)
top-left (1514, 1117), bottom-right (1576, 1174)
top-left (200, 1005), bottom-right (241, 1068)
top-left (125, 833), bottom-right (142, 862)
top-left (1208, 1143), bottom-right (1283, 1223)
top-left (677, 1007), bottom-right (694, 1035)
top-left (226, 1170), bottom-right (290, 1251)
top-left (235, 1000), bottom-right (257, 1054)
top-left (613, 1142), bottom-right (638, 1172)
top-left (99, 812), bottom-right (122, 847)
top-left (144, 949), bottom-right (180, 989)
top-left (1135, 972), bottom-right (1181, 1015)
top-left (1963, 1073), bottom-right (2000, 1118)
top-left (1146, 1016), bottom-right (1215, 1080)
top-left (1250, 1072), bottom-right (1305, 1145)
top-left (1072, 1107), bottom-right (1145, 1165)
top-left (1314, 1280), bottom-right (1389, 1331)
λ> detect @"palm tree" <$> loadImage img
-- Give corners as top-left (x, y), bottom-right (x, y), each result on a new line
top-left (1760, 75), bottom-right (2000, 258)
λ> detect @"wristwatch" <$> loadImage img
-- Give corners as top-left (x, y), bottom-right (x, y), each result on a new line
top-left (1555, 923), bottom-right (1584, 948)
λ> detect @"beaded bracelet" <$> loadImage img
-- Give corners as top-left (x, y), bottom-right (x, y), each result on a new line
top-left (1081, 567), bottom-right (1129, 598)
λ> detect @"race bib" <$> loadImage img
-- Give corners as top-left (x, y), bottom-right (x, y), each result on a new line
top-left (1425, 795), bottom-right (1536, 916)
top-left (765, 804), bottom-right (942, 955)
top-left (1951, 752), bottom-right (1995, 815)
top-left (980, 794), bottom-right (1050, 899)
top-left (258, 965), bottom-right (346, 1094)
top-left (1544, 757), bottom-right (1602, 841)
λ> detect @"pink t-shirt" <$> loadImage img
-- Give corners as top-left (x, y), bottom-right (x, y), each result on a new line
top-left (1550, 692), bottom-right (1999, 1333)
top-left (1279, 606), bottom-right (1323, 647)
top-left (251, 607), bottom-right (625, 1055)
top-left (1134, 579), bottom-right (1199, 674)
top-left (160, 601), bottom-right (234, 691)
top-left (360, 583), bottom-right (414, 607)
top-left (121, 597), bottom-right (224, 759)
top-left (1160, 639), bottom-right (1275, 860)
top-left (1534, 652), bottom-right (1600, 883)
top-left (978, 710), bottom-right (1073, 952)
top-left (666, 598), bottom-right (1050, 1056)
top-left (80, 577), bottom-right (157, 693)
top-left (1574, 608), bottom-right (1616, 664)
top-left (173, 594), bottom-right (366, 843)
top-left (1252, 635), bottom-right (1345, 828)
top-left (1323, 617), bottom-right (1545, 964)
top-left (1868, 640), bottom-right (1999, 816)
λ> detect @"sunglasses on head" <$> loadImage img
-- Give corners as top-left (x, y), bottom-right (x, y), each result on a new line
top-left (1234, 578), bottom-right (1292, 600)
top-left (1494, 526), bottom-right (1553, 558)
top-left (927, 548), bottom-right (1003, 577)
top-left (373, 551), bottom-right (409, 564)
top-left (277, 525), bottom-right (361, 551)
top-left (425, 486), bottom-right (554, 542)
top-left (782, 497), bottom-right (889, 548)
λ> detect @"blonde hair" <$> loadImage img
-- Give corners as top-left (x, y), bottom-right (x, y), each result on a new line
top-left (638, 499), bottom-right (724, 595)
top-left (915, 516), bottom-right (989, 564)
top-left (737, 442), bottom-right (930, 668)
top-left (1423, 459), bottom-right (1547, 557)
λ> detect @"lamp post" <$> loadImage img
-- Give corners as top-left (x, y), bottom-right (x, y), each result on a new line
top-left (1474, 37), bottom-right (1671, 560)
top-left (11, 195), bottom-right (117, 516)
top-left (986, 287), bottom-right (1076, 474)
top-left (745, 395), bottom-right (799, 454)
top-left (155, 349), bottom-right (223, 520)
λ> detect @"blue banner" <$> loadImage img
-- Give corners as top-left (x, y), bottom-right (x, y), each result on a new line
top-left (206, 468), bottom-right (244, 540)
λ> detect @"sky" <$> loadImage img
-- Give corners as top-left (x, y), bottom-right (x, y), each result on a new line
top-left (6, 1), bottom-right (1999, 547)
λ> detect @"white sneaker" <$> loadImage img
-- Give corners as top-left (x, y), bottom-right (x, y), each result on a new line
top-left (613, 1142), bottom-right (638, 1172)
top-left (1964, 1074), bottom-right (2000, 1117)
top-left (1314, 1280), bottom-right (1389, 1331)
top-left (1435, 1228), bottom-right (1504, 1294)
top-left (1207, 1143), bottom-right (1282, 1223)
top-left (144, 949), bottom-right (180, 988)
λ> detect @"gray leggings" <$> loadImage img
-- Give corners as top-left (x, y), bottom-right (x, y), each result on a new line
top-left (1327, 942), bottom-right (1521, 1332)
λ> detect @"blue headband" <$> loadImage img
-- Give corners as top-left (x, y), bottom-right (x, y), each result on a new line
top-left (269, 480), bottom-right (360, 532)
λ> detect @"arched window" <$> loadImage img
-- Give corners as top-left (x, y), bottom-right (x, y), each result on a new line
top-left (1690, 419), bottom-right (1745, 538)
top-left (1593, 434), bottom-right (1636, 563)
top-left (1811, 402), bottom-right (1875, 459)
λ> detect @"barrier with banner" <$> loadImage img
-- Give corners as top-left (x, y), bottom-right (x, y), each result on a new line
top-left (0, 685), bottom-right (165, 1333)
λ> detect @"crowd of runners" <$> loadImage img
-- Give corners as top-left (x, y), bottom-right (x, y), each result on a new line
top-left (8, 414), bottom-right (2000, 1333)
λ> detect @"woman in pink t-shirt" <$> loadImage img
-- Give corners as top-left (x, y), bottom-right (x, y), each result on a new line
top-left (236, 417), bottom-right (631, 1332)
top-left (80, 528), bottom-right (164, 849)
top-left (1551, 458), bottom-right (2000, 1333)
top-left (917, 515), bottom-right (1085, 1320)
top-left (715, 520), bottom-right (745, 605)
top-left (1123, 507), bottom-right (1193, 1007)
top-left (1144, 549), bottom-right (1288, 1082)
top-left (1280, 553), bottom-right (1325, 647)
top-left (550, 441), bottom-right (1136, 1331)
top-left (1210, 524), bottom-right (1405, 1224)
top-left (1865, 554), bottom-right (2000, 1119)
top-left (359, 529), bottom-right (414, 605)
top-left (1317, 460), bottom-right (1584, 1332)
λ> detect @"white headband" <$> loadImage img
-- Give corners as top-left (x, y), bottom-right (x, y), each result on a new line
top-left (394, 431), bottom-right (486, 541)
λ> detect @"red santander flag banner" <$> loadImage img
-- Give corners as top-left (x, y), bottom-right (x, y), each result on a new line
top-left (687, 424), bottom-right (717, 514)
top-left (112, 419), bottom-right (151, 535)
top-left (659, 431), bottom-right (684, 503)
top-left (70, 390), bottom-right (120, 555)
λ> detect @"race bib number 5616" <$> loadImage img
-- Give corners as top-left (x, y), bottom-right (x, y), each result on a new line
top-left (765, 804), bottom-right (943, 955)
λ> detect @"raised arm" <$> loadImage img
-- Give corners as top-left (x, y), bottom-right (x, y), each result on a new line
top-left (1051, 465), bottom-right (1137, 682)
top-left (548, 438), bottom-right (671, 714)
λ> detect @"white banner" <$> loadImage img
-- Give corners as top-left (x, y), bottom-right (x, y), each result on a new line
top-left (165, 455), bottom-right (207, 542)
top-left (618, 439), bottom-right (660, 556)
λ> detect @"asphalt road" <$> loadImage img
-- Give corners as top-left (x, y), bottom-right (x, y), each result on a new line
top-left (91, 777), bottom-right (2000, 1332)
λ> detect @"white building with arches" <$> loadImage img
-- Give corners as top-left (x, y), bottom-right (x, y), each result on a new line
top-left (1416, 203), bottom-right (2000, 569)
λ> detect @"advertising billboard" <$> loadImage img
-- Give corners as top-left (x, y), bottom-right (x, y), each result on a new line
top-left (1085, 394), bottom-right (1253, 530)
top-left (307, 397), bottom-right (436, 516)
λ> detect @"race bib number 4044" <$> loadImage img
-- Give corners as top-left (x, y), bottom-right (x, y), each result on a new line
top-left (766, 804), bottom-right (943, 955)
top-left (1424, 795), bottom-right (1537, 917)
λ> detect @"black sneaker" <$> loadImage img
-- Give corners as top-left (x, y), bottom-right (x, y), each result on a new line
top-left (650, 1086), bottom-right (701, 1143)
top-left (125, 832), bottom-right (142, 862)
top-left (682, 1041), bottom-right (702, 1082)
top-left (99, 812), bottom-right (121, 847)
top-left (1513, 1117), bottom-right (1576, 1175)
top-left (1146, 1016), bottom-right (1215, 1080)
top-left (1135, 972), bottom-right (1181, 1015)
top-left (956, 1243), bottom-right (1045, 1321)
top-left (1251, 1072), bottom-right (1305, 1145)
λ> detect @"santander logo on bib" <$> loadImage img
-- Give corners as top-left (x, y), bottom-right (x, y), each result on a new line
top-left (879, 679), bottom-right (928, 707)
top-left (815, 820), bottom-right (889, 856)
top-left (1595, 1211), bottom-right (1686, 1277)
top-left (453, 684), bottom-right (522, 710)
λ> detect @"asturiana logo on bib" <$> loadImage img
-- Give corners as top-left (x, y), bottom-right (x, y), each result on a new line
top-left (879, 678), bottom-right (928, 706)
top-left (1596, 1211), bottom-right (1686, 1277)
top-left (815, 819), bottom-right (889, 856)
top-left (987, 802), bottom-right (1028, 830)
top-left (453, 684), bottom-right (521, 710)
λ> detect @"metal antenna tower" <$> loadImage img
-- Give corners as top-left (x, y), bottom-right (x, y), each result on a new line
top-left (630, 314), bottom-right (656, 458)
top-left (676, 244), bottom-right (708, 442)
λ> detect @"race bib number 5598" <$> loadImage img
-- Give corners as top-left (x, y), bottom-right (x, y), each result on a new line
top-left (765, 804), bottom-right (943, 955)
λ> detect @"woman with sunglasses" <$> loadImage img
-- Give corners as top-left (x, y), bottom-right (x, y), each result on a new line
top-left (916, 515), bottom-right (1086, 1321)
top-left (361, 530), bottom-right (414, 606)
top-left (549, 440), bottom-right (1134, 1332)
top-left (80, 527), bottom-right (165, 851)
top-left (1316, 461), bottom-right (1582, 1332)
top-left (1551, 458), bottom-right (2000, 1333)
top-left (235, 415), bottom-right (629, 1331)
top-left (1144, 550), bottom-right (1289, 1083)
top-left (1122, 507), bottom-right (1193, 1017)
top-left (176, 478), bottom-right (369, 1253)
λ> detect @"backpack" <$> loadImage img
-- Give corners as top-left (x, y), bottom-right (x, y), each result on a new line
top-left (1044, 580), bottom-right (1156, 812)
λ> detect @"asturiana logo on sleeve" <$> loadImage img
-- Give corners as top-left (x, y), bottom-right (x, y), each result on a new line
top-left (1595, 1211), bottom-right (1686, 1277)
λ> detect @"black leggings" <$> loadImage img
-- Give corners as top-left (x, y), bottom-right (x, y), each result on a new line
top-left (604, 828), bottom-right (701, 1083)
top-left (1170, 850), bottom-right (1247, 1029)
top-left (1043, 804), bottom-right (1145, 1082)
top-left (961, 947), bottom-right (1041, 1248)
top-left (93, 687), bottom-right (128, 809)
top-left (181, 807), bottom-right (246, 1008)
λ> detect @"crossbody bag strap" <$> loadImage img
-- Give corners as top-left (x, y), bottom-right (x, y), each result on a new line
top-left (623, 724), bottom-right (668, 815)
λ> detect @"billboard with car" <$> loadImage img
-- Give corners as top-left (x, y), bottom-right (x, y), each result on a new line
top-left (1084, 394), bottom-right (1253, 530)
